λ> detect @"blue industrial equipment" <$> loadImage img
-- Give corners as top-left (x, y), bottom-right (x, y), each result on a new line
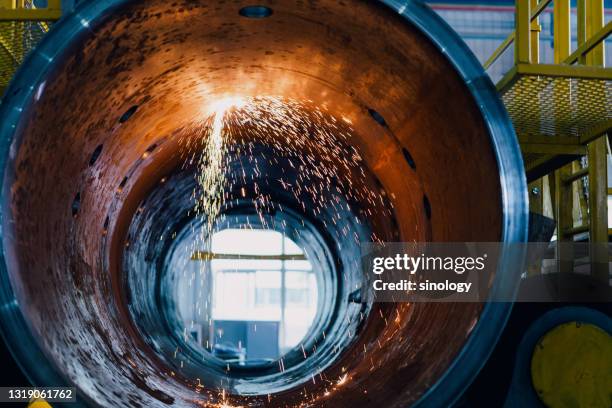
top-left (0, 1), bottom-right (527, 406)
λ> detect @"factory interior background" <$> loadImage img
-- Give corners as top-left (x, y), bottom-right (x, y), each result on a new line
top-left (0, 0), bottom-right (610, 407)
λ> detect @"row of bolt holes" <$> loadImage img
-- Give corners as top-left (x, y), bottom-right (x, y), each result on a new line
top-left (7, 6), bottom-right (274, 102)
top-left (368, 108), bottom-right (431, 221)
top-left (58, 4), bottom-right (267, 221)
top-left (27, 5), bottom-right (426, 233)
top-left (29, 4), bottom-right (266, 219)
top-left (72, 108), bottom-right (430, 231)
top-left (22, 3), bottom-right (272, 220)
top-left (72, 104), bottom-right (159, 226)
top-left (60, 5), bottom-right (432, 224)
top-left (236, 4), bottom-right (433, 220)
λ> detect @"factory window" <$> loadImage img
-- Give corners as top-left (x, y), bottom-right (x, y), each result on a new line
top-left (178, 228), bottom-right (319, 364)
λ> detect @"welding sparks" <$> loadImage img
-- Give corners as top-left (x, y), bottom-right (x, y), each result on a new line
top-left (180, 95), bottom-right (393, 264)
top-left (172, 95), bottom-right (395, 407)
top-left (194, 97), bottom-right (245, 244)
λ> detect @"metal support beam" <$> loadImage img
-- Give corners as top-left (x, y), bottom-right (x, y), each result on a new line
top-left (564, 224), bottom-right (590, 236)
top-left (496, 63), bottom-right (611, 94)
top-left (519, 135), bottom-right (589, 145)
top-left (584, 0), bottom-right (608, 282)
top-left (565, 21), bottom-right (612, 65)
top-left (530, 0), bottom-right (540, 63)
top-left (515, 0), bottom-right (531, 64)
top-left (0, 8), bottom-right (61, 20)
top-left (525, 0), bottom-right (543, 252)
top-left (528, 177), bottom-right (544, 275)
top-left (556, 164), bottom-right (575, 274)
top-left (0, 0), bottom-right (62, 21)
top-left (587, 137), bottom-right (609, 281)
top-left (580, 119), bottom-right (612, 145)
top-left (585, 0), bottom-right (605, 66)
top-left (521, 144), bottom-right (587, 155)
top-left (562, 167), bottom-right (589, 184)
top-left (526, 154), bottom-right (581, 182)
top-left (517, 63), bottom-right (611, 79)
top-left (554, 0), bottom-right (571, 64)
top-left (552, 0), bottom-right (575, 275)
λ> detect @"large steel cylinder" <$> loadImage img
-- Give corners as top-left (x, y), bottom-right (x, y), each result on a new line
top-left (0, 1), bottom-right (527, 407)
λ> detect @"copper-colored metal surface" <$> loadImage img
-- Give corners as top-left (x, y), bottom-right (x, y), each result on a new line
top-left (0, 1), bottom-right (521, 407)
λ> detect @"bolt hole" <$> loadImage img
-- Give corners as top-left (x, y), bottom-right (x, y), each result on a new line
top-left (89, 144), bottom-right (103, 166)
top-left (373, 176), bottom-right (384, 192)
top-left (142, 143), bottom-right (157, 158)
top-left (102, 216), bottom-right (110, 235)
top-left (118, 176), bottom-right (129, 192)
top-left (119, 105), bottom-right (139, 123)
top-left (367, 108), bottom-right (388, 128)
top-left (423, 195), bottom-right (432, 220)
top-left (71, 193), bottom-right (81, 217)
top-left (391, 217), bottom-right (400, 240)
top-left (348, 289), bottom-right (361, 303)
top-left (402, 147), bottom-right (416, 170)
top-left (239, 5), bottom-right (273, 18)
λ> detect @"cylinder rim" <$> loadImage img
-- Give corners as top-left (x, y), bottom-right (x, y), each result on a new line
top-left (0, 1), bottom-right (528, 407)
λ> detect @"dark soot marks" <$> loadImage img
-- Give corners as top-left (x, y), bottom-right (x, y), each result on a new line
top-left (71, 192), bottom-right (81, 217)
top-left (89, 144), bottom-right (103, 166)
top-left (423, 195), bottom-right (432, 220)
top-left (119, 105), bottom-right (139, 123)
top-left (239, 5), bottom-right (273, 18)
top-left (367, 108), bottom-right (388, 127)
top-left (402, 147), bottom-right (416, 170)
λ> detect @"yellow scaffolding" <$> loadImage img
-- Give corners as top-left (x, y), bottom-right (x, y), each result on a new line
top-left (0, 0), bottom-right (61, 95)
top-left (487, 0), bottom-right (611, 280)
top-left (487, 0), bottom-right (611, 178)
top-left (0, 0), bottom-right (61, 21)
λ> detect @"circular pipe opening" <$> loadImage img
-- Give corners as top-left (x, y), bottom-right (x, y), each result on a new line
top-left (121, 99), bottom-right (390, 395)
top-left (0, 1), bottom-right (527, 407)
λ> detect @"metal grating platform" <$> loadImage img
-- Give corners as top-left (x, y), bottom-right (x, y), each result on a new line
top-left (496, 64), bottom-right (612, 181)
top-left (500, 64), bottom-right (612, 140)
top-left (0, 20), bottom-right (50, 89)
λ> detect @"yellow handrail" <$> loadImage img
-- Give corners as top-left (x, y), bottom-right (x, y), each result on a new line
top-left (484, 0), bottom-right (609, 71)
top-left (483, 0), bottom-right (553, 69)
top-left (564, 21), bottom-right (611, 64)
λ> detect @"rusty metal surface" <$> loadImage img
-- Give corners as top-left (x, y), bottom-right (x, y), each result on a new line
top-left (0, 1), bottom-right (525, 407)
